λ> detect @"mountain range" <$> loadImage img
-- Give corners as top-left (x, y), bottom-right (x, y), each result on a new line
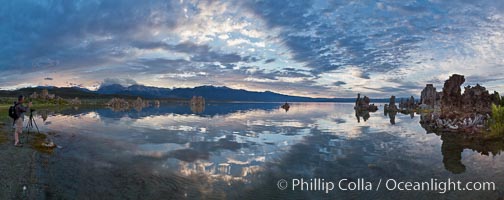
top-left (96, 84), bottom-right (361, 102)
top-left (1, 84), bottom-right (391, 102)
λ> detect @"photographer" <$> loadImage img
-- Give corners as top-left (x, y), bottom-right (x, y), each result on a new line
top-left (13, 95), bottom-right (32, 147)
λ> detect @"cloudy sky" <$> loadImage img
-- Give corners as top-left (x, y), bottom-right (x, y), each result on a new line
top-left (1, 0), bottom-right (503, 98)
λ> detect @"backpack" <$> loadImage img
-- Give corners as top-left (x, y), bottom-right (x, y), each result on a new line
top-left (8, 102), bottom-right (19, 120)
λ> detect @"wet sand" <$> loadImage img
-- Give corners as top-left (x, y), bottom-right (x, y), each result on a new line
top-left (0, 121), bottom-right (44, 199)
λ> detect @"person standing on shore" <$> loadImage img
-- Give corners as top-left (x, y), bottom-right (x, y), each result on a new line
top-left (13, 95), bottom-right (31, 147)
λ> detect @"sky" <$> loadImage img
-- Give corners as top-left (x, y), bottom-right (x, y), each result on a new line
top-left (1, 0), bottom-right (503, 98)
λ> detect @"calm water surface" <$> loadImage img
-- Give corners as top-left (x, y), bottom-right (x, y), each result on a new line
top-left (32, 103), bottom-right (504, 199)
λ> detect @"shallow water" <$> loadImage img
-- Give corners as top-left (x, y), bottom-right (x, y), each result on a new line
top-left (31, 103), bottom-right (504, 199)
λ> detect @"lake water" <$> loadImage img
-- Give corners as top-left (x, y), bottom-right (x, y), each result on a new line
top-left (31, 103), bottom-right (504, 199)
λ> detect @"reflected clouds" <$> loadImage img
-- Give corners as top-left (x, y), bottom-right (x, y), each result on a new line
top-left (31, 103), bottom-right (504, 199)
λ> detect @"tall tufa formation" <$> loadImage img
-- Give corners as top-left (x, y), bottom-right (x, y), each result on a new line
top-left (461, 84), bottom-right (500, 114)
top-left (354, 93), bottom-right (378, 112)
top-left (420, 84), bottom-right (437, 109)
top-left (387, 95), bottom-right (398, 111)
top-left (420, 74), bottom-right (501, 133)
top-left (408, 96), bottom-right (415, 109)
top-left (440, 74), bottom-right (466, 116)
top-left (440, 74), bottom-right (499, 117)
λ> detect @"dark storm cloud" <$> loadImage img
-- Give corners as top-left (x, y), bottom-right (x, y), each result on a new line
top-left (0, 0), bottom-right (180, 72)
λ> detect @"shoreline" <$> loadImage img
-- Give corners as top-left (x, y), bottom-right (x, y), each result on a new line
top-left (0, 120), bottom-right (45, 199)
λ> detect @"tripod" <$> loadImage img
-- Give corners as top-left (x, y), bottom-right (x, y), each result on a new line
top-left (25, 109), bottom-right (40, 143)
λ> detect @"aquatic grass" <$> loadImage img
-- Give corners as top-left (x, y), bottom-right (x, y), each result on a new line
top-left (489, 104), bottom-right (504, 137)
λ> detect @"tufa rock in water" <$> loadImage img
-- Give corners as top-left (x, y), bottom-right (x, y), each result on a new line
top-left (408, 96), bottom-right (415, 109)
top-left (190, 96), bottom-right (206, 113)
top-left (190, 96), bottom-right (205, 106)
top-left (355, 109), bottom-right (370, 123)
top-left (106, 97), bottom-right (152, 112)
top-left (132, 97), bottom-right (150, 112)
top-left (385, 95), bottom-right (398, 112)
top-left (281, 102), bottom-right (290, 112)
top-left (399, 96), bottom-right (417, 110)
top-left (354, 93), bottom-right (378, 112)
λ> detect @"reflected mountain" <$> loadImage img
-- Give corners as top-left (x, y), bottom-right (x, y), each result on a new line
top-left (48, 103), bottom-right (283, 120)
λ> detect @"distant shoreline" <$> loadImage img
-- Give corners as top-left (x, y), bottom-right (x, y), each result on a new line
top-left (0, 85), bottom-right (415, 104)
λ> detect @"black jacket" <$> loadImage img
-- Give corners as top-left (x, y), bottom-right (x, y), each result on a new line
top-left (14, 102), bottom-right (28, 119)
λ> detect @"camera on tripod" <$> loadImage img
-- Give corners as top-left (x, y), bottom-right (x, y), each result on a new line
top-left (26, 108), bottom-right (40, 136)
